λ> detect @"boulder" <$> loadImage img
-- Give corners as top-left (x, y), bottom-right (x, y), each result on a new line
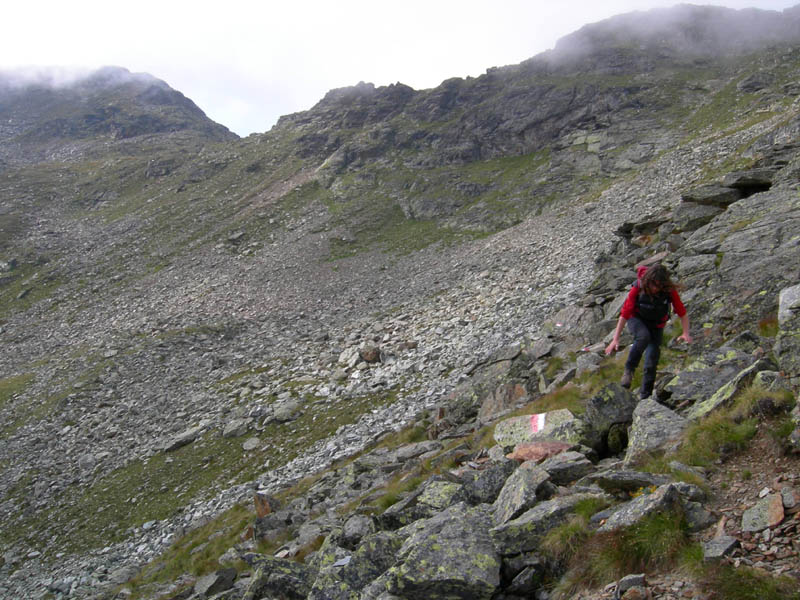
top-left (680, 184), bottom-right (742, 207)
top-left (539, 451), bottom-right (595, 486)
top-left (222, 417), bottom-right (252, 438)
top-left (624, 398), bottom-right (688, 467)
top-left (492, 462), bottom-right (554, 525)
top-left (583, 384), bottom-right (638, 450)
top-left (686, 358), bottom-right (775, 421)
top-left (242, 553), bottom-right (317, 600)
top-left (493, 409), bottom-right (588, 449)
top-left (337, 531), bottom-right (403, 592)
top-left (722, 168), bottom-right (775, 191)
top-left (163, 425), bottom-right (203, 452)
top-left (672, 202), bottom-right (725, 232)
top-left (742, 494), bottom-right (785, 533)
top-left (506, 440), bottom-right (573, 462)
top-left (598, 483), bottom-right (684, 532)
top-left (662, 346), bottom-right (754, 413)
top-left (489, 494), bottom-right (600, 555)
top-left (577, 470), bottom-right (672, 497)
top-left (194, 568), bottom-right (237, 597)
top-left (776, 283), bottom-right (800, 381)
top-left (387, 503), bottom-right (501, 600)
top-left (454, 459), bottom-right (518, 506)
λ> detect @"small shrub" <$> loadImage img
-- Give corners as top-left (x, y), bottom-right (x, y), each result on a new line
top-left (758, 314), bottom-right (779, 338)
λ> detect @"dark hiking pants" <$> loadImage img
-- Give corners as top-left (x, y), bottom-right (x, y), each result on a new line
top-left (625, 316), bottom-right (664, 398)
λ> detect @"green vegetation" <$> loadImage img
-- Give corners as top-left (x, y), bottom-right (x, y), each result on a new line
top-left (552, 510), bottom-right (695, 599)
top-left (0, 372), bottom-right (35, 410)
top-left (1, 385), bottom-right (402, 557)
top-left (699, 565), bottom-right (800, 600)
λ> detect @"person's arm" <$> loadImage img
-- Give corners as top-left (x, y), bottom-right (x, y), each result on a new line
top-left (606, 286), bottom-right (637, 354)
top-left (677, 313), bottom-right (692, 344)
top-left (671, 289), bottom-right (691, 344)
top-left (605, 316), bottom-right (628, 355)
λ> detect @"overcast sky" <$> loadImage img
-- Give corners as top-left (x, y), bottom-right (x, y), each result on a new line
top-left (3, 1), bottom-right (798, 136)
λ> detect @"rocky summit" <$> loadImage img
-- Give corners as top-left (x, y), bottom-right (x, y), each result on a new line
top-left (2, 4), bottom-right (800, 600)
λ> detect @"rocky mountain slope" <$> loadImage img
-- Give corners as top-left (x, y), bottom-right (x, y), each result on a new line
top-left (1, 3), bottom-right (800, 599)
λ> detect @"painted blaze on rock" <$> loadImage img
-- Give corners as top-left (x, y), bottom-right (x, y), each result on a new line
top-left (493, 409), bottom-right (585, 448)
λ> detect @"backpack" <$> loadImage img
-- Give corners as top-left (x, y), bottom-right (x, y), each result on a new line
top-left (633, 265), bottom-right (671, 323)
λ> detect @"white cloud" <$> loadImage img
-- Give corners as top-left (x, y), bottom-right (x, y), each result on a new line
top-left (2, 1), bottom-right (798, 135)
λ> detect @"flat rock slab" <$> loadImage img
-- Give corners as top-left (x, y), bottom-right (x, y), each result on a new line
top-left (702, 536), bottom-right (739, 561)
top-left (506, 440), bottom-right (573, 462)
top-left (741, 493), bottom-right (784, 532)
top-left (599, 483), bottom-right (683, 533)
top-left (493, 409), bottom-right (585, 448)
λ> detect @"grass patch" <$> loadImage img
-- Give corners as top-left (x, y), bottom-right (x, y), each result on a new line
top-left (757, 314), bottom-right (779, 338)
top-left (699, 565), bottom-right (800, 600)
top-left (553, 510), bottom-right (692, 599)
top-left (527, 384), bottom-right (586, 416)
top-left (124, 503), bottom-right (253, 598)
top-left (2, 386), bottom-right (402, 558)
top-left (0, 372), bottom-right (35, 410)
top-left (675, 412), bottom-right (757, 467)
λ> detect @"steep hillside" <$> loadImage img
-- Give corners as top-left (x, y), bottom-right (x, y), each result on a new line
top-left (1, 4), bottom-right (800, 599)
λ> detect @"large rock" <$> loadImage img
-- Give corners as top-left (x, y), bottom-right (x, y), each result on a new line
top-left (625, 398), bottom-right (688, 466)
top-left (387, 503), bottom-right (501, 600)
top-left (686, 358), bottom-right (775, 421)
top-left (662, 346), bottom-right (754, 413)
top-left (577, 470), bottom-right (672, 497)
top-left (490, 494), bottom-right (599, 555)
top-left (742, 494), bottom-right (785, 533)
top-left (194, 568), bottom-right (237, 597)
top-left (681, 184), bottom-right (742, 207)
top-left (672, 202), bottom-right (725, 232)
top-left (242, 553), bottom-right (317, 600)
top-left (776, 283), bottom-right (800, 381)
top-left (539, 451), bottom-right (595, 486)
top-left (454, 459), bottom-right (518, 506)
top-left (598, 483), bottom-right (684, 532)
top-left (492, 462), bottom-right (554, 525)
top-left (163, 425), bottom-right (203, 452)
top-left (493, 409), bottom-right (588, 449)
top-left (583, 384), bottom-right (638, 450)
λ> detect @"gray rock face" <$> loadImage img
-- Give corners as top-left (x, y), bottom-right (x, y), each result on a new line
top-left (492, 462), bottom-right (553, 525)
top-left (681, 184), bottom-right (743, 207)
top-left (490, 494), bottom-right (599, 555)
top-left (598, 483), bottom-right (683, 532)
top-left (776, 283), bottom-right (800, 382)
top-left (662, 347), bottom-right (754, 413)
top-left (387, 503), bottom-right (500, 600)
top-left (624, 398), bottom-right (688, 467)
top-left (583, 384), bottom-right (638, 450)
top-left (539, 451), bottom-right (595, 486)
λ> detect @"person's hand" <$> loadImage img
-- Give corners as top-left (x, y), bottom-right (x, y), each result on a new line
top-left (677, 332), bottom-right (692, 344)
top-left (605, 339), bottom-right (619, 355)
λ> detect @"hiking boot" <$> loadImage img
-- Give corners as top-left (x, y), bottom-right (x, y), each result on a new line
top-left (621, 369), bottom-right (633, 389)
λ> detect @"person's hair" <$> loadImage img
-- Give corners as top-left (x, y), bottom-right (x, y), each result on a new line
top-left (640, 264), bottom-right (680, 294)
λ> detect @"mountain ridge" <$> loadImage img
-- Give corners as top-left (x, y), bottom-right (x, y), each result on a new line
top-left (1, 3), bottom-right (800, 599)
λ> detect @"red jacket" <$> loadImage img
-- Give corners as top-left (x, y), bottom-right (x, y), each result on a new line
top-left (620, 282), bottom-right (686, 328)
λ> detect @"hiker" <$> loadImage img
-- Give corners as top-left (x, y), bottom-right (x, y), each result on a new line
top-left (604, 263), bottom-right (691, 399)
